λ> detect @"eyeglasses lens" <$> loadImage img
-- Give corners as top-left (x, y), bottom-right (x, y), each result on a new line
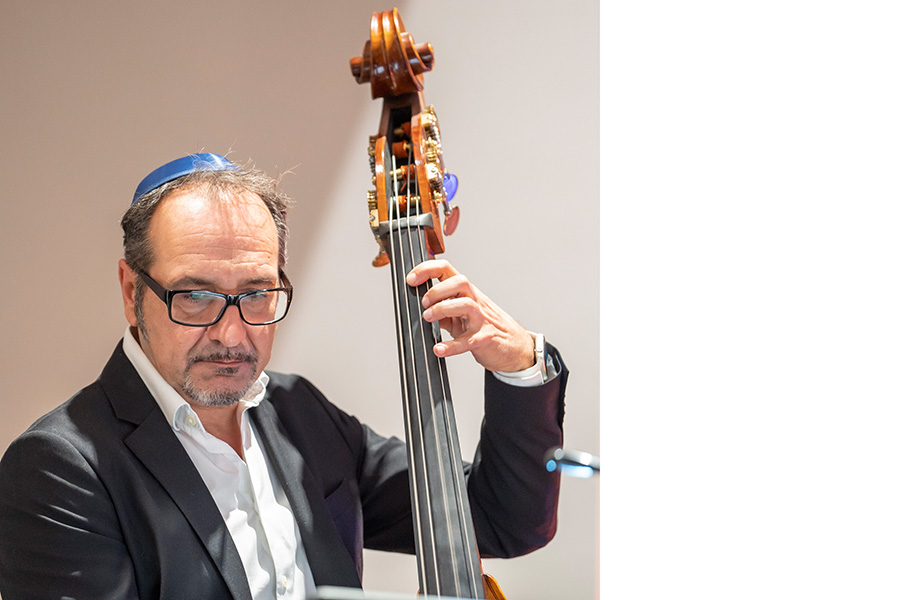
top-left (170, 290), bottom-right (290, 326)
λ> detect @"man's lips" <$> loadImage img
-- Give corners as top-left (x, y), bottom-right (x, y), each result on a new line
top-left (201, 359), bottom-right (250, 369)
top-left (191, 351), bottom-right (256, 365)
top-left (196, 360), bottom-right (252, 377)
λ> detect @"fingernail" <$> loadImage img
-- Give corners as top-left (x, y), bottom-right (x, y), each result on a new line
top-left (406, 272), bottom-right (417, 285)
top-left (433, 343), bottom-right (445, 356)
top-left (423, 308), bottom-right (433, 321)
top-left (421, 296), bottom-right (431, 309)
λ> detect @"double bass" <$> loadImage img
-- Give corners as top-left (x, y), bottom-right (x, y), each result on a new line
top-left (350, 9), bottom-right (504, 600)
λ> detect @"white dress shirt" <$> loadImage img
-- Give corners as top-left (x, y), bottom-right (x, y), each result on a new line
top-left (123, 329), bottom-right (313, 599)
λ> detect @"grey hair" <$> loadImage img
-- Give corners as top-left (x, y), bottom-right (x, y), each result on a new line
top-left (121, 164), bottom-right (292, 328)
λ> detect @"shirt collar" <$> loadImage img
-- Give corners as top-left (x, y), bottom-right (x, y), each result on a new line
top-left (121, 327), bottom-right (269, 431)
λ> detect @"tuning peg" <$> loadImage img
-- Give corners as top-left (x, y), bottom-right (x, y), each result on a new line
top-left (367, 191), bottom-right (390, 266)
top-left (443, 205), bottom-right (460, 236)
top-left (367, 136), bottom-right (377, 177)
top-left (367, 189), bottom-right (380, 231)
top-left (372, 248), bottom-right (390, 267)
top-left (441, 173), bottom-right (459, 235)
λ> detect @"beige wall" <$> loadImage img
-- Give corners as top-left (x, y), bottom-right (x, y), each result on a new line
top-left (0, 2), bottom-right (598, 599)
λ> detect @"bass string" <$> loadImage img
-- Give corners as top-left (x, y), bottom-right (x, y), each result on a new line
top-left (426, 165), bottom-right (482, 589)
top-left (405, 125), bottom-right (479, 594)
top-left (389, 116), bottom-right (481, 596)
top-left (404, 139), bottom-right (466, 595)
top-left (394, 149), bottom-right (456, 595)
top-left (388, 150), bottom-right (432, 584)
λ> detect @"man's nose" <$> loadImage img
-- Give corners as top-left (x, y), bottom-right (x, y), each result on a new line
top-left (206, 305), bottom-right (248, 348)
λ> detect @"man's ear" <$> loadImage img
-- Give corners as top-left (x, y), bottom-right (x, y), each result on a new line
top-left (118, 258), bottom-right (139, 327)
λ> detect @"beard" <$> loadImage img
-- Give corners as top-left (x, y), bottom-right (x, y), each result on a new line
top-left (181, 348), bottom-right (260, 407)
top-left (135, 305), bottom-right (262, 407)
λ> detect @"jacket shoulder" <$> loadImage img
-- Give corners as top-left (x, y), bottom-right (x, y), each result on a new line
top-left (263, 371), bottom-right (366, 445)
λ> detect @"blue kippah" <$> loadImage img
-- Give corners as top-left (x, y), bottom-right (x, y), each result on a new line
top-left (132, 153), bottom-right (240, 204)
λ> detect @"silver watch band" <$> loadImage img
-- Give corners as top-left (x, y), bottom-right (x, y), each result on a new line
top-left (532, 331), bottom-right (548, 382)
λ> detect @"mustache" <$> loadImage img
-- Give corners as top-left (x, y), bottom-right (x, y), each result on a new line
top-left (189, 348), bottom-right (259, 365)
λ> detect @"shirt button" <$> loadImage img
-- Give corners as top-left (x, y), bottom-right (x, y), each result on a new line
top-left (281, 575), bottom-right (288, 590)
top-left (185, 415), bottom-right (198, 428)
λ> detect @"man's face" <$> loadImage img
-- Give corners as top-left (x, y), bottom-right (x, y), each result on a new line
top-left (119, 185), bottom-right (281, 407)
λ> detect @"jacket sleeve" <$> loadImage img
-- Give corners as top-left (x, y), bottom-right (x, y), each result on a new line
top-left (0, 430), bottom-right (139, 600)
top-left (467, 343), bottom-right (568, 557)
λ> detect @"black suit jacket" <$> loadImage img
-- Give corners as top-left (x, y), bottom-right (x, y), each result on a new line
top-left (0, 341), bottom-right (567, 600)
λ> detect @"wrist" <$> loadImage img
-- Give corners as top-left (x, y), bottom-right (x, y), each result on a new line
top-left (493, 331), bottom-right (549, 386)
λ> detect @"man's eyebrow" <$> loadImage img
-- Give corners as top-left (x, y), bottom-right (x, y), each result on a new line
top-left (243, 276), bottom-right (280, 288)
top-left (169, 276), bottom-right (214, 289)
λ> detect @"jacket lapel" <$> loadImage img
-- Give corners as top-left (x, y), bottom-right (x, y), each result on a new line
top-left (250, 401), bottom-right (362, 589)
top-left (101, 342), bottom-right (253, 600)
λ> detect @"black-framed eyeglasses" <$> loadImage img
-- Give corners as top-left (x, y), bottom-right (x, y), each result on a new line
top-left (136, 268), bottom-right (293, 327)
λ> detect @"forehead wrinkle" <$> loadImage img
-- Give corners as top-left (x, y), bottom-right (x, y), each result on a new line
top-left (173, 212), bottom-right (272, 242)
top-left (179, 251), bottom-right (278, 275)
top-left (167, 240), bottom-right (277, 271)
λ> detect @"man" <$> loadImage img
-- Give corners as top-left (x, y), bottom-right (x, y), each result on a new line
top-left (0, 154), bottom-right (567, 599)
